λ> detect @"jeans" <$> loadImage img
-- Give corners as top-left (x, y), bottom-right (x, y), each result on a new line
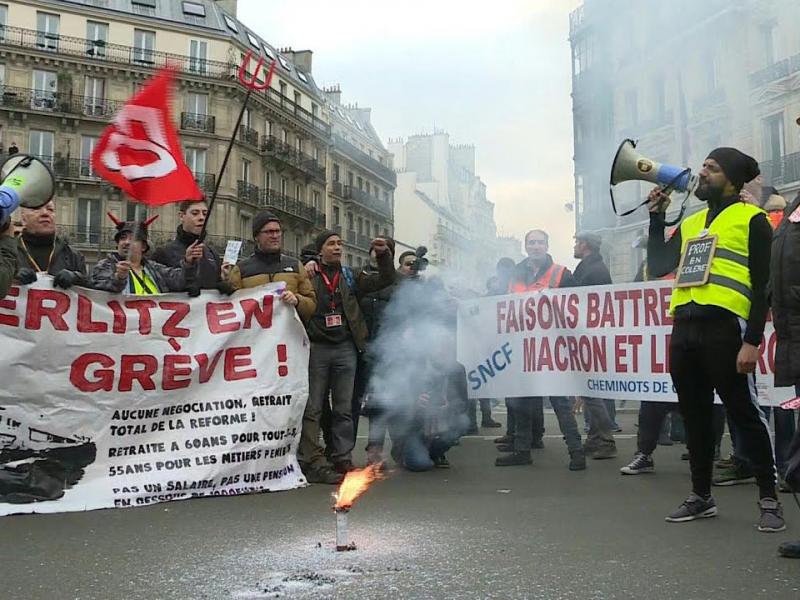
top-left (298, 341), bottom-right (358, 467)
top-left (508, 396), bottom-right (582, 454)
top-left (582, 397), bottom-right (616, 447)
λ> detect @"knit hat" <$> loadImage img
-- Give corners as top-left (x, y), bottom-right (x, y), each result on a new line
top-left (314, 229), bottom-right (340, 252)
top-left (252, 211), bottom-right (280, 238)
top-left (575, 230), bottom-right (602, 249)
top-left (707, 147), bottom-right (760, 191)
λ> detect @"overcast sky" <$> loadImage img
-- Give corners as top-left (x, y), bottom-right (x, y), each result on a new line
top-left (239, 0), bottom-right (582, 265)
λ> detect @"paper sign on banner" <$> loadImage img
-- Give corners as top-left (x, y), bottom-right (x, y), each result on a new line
top-left (0, 279), bottom-right (309, 516)
top-left (457, 281), bottom-right (793, 406)
top-left (224, 240), bottom-right (243, 264)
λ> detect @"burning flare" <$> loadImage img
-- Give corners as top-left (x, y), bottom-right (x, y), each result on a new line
top-left (334, 463), bottom-right (383, 510)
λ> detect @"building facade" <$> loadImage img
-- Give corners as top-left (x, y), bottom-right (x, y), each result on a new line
top-left (570, 0), bottom-right (800, 281)
top-left (389, 132), bottom-right (516, 287)
top-left (0, 0), bottom-right (331, 266)
top-left (323, 85), bottom-right (395, 268)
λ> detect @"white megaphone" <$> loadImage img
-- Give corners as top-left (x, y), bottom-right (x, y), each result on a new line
top-left (610, 139), bottom-right (697, 193)
top-left (0, 154), bottom-right (56, 222)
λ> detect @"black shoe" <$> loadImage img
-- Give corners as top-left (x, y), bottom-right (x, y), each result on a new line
top-left (496, 444), bottom-right (514, 453)
top-left (303, 466), bottom-right (343, 485)
top-left (681, 451), bottom-right (690, 461)
top-left (333, 460), bottom-right (356, 474)
top-left (532, 439), bottom-right (544, 449)
top-left (778, 540), bottom-right (800, 558)
top-left (569, 451), bottom-right (586, 471)
top-left (494, 434), bottom-right (513, 444)
top-left (495, 451), bottom-right (532, 467)
top-left (433, 455), bottom-right (450, 469)
top-left (481, 418), bottom-right (502, 428)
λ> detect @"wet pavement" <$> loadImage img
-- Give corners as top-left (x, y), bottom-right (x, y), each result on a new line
top-left (1, 411), bottom-right (797, 599)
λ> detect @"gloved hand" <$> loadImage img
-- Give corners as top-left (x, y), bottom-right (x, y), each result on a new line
top-left (53, 269), bottom-right (78, 289)
top-left (216, 281), bottom-right (235, 296)
top-left (16, 268), bottom-right (37, 285)
top-left (186, 284), bottom-right (201, 298)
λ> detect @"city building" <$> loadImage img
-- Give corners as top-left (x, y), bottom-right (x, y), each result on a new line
top-left (0, 0), bottom-right (330, 266)
top-left (389, 131), bottom-right (516, 286)
top-left (569, 0), bottom-right (800, 281)
top-left (323, 85), bottom-right (395, 268)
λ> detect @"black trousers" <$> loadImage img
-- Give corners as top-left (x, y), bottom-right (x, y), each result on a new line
top-left (637, 402), bottom-right (725, 455)
top-left (670, 316), bottom-right (776, 499)
top-left (505, 398), bottom-right (545, 441)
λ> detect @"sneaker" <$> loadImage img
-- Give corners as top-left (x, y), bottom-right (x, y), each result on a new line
top-left (778, 540), bottom-right (800, 558)
top-left (715, 454), bottom-right (735, 469)
top-left (481, 418), bottom-right (502, 428)
top-left (569, 451), bottom-right (586, 471)
top-left (612, 423), bottom-right (622, 433)
top-left (591, 444), bottom-right (618, 460)
top-left (778, 476), bottom-right (793, 494)
top-left (433, 455), bottom-right (450, 469)
top-left (493, 434), bottom-right (513, 445)
top-left (304, 466), bottom-right (343, 485)
top-left (620, 452), bottom-right (654, 475)
top-left (713, 463), bottom-right (756, 487)
top-left (495, 451), bottom-right (532, 467)
top-left (665, 493), bottom-right (717, 522)
top-left (333, 460), bottom-right (356, 474)
top-left (758, 498), bottom-right (786, 533)
top-left (496, 443), bottom-right (514, 453)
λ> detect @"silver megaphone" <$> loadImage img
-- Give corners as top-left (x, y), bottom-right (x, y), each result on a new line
top-left (0, 154), bottom-right (56, 222)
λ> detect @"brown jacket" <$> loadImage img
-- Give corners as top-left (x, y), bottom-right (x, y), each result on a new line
top-left (228, 250), bottom-right (316, 322)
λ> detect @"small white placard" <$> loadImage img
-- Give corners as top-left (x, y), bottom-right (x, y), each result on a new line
top-left (224, 240), bottom-right (242, 264)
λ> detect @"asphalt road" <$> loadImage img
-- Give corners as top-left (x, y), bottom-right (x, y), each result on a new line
top-left (1, 411), bottom-right (797, 600)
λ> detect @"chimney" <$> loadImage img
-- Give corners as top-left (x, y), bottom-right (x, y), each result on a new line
top-left (324, 84), bottom-right (342, 105)
top-left (214, 0), bottom-right (238, 17)
top-left (290, 49), bottom-right (313, 73)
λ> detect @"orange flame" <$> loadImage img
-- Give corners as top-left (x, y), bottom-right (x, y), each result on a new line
top-left (333, 464), bottom-right (383, 509)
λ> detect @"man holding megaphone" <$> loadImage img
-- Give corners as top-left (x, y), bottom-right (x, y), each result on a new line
top-left (646, 147), bottom-right (784, 533)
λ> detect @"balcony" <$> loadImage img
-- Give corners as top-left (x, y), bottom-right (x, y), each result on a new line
top-left (749, 52), bottom-right (800, 89)
top-left (57, 225), bottom-right (232, 255)
top-left (0, 25), bottom-right (331, 138)
top-left (0, 85), bottom-right (124, 118)
top-left (181, 112), bottom-right (215, 134)
top-left (760, 152), bottom-right (800, 188)
top-left (342, 185), bottom-right (392, 219)
top-left (569, 5), bottom-right (586, 36)
top-left (261, 135), bottom-right (326, 182)
top-left (239, 125), bottom-right (259, 148)
top-left (31, 156), bottom-right (101, 181)
top-left (193, 172), bottom-right (216, 194)
top-left (237, 180), bottom-right (260, 205)
top-left (258, 188), bottom-right (326, 227)
top-left (332, 134), bottom-right (396, 186)
top-left (436, 223), bottom-right (469, 248)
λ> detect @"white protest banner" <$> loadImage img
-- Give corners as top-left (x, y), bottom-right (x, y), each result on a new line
top-left (457, 281), bottom-right (791, 405)
top-left (0, 279), bottom-right (309, 515)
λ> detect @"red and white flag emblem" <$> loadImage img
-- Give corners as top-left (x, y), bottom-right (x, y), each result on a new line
top-left (91, 67), bottom-right (203, 206)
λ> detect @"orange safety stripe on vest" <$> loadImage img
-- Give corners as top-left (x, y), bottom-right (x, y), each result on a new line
top-left (508, 264), bottom-right (566, 293)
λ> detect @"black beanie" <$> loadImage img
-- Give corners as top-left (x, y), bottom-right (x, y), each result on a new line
top-left (314, 229), bottom-right (340, 252)
top-left (707, 147), bottom-right (760, 191)
top-left (252, 211), bottom-right (280, 238)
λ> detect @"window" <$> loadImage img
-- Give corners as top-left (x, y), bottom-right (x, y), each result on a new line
top-left (762, 113), bottom-right (785, 163)
top-left (0, 5), bottom-right (7, 43)
top-left (184, 147), bottom-right (206, 174)
top-left (132, 0), bottom-right (156, 6)
top-left (246, 32), bottom-right (260, 50)
top-left (313, 146), bottom-right (320, 162)
top-left (263, 171), bottom-right (271, 191)
top-left (347, 171), bottom-right (354, 187)
top-left (762, 23), bottom-right (778, 66)
top-left (281, 129), bottom-right (288, 144)
top-left (357, 176), bottom-right (363, 190)
top-left (261, 44), bottom-right (274, 60)
top-left (32, 70), bottom-right (57, 110)
top-left (333, 164), bottom-right (340, 182)
top-left (280, 178), bottom-right (287, 196)
top-left (373, 223), bottom-right (379, 237)
top-left (77, 199), bottom-right (101, 244)
top-left (241, 159), bottom-right (251, 184)
top-left (346, 254), bottom-right (353, 266)
top-left (294, 91), bottom-right (301, 111)
top-left (347, 212), bottom-right (354, 231)
top-left (295, 184), bottom-right (303, 203)
top-left (0, 65), bottom-right (5, 93)
top-left (36, 12), bottom-right (60, 51)
top-left (704, 55), bottom-right (718, 92)
top-left (366, 182), bottom-right (371, 195)
top-left (29, 130), bottom-right (53, 161)
top-left (189, 40), bottom-right (208, 75)
top-left (242, 106), bottom-right (251, 128)
top-left (296, 137), bottom-right (303, 153)
top-left (311, 103), bottom-right (318, 118)
top-left (333, 206), bottom-right (340, 226)
top-left (279, 81), bottom-right (287, 101)
top-left (223, 14), bottom-right (238, 33)
top-left (80, 136), bottom-right (98, 176)
top-left (126, 203), bottom-right (148, 222)
top-left (84, 77), bottom-right (106, 116)
top-left (186, 92), bottom-right (208, 115)
top-left (133, 29), bottom-right (155, 65)
top-left (278, 55), bottom-right (291, 71)
top-left (357, 217), bottom-right (363, 234)
top-left (265, 120), bottom-right (272, 138)
top-left (183, 2), bottom-right (206, 17)
top-left (86, 21), bottom-right (108, 57)
top-left (298, 71), bottom-right (309, 84)
top-left (239, 214), bottom-right (250, 240)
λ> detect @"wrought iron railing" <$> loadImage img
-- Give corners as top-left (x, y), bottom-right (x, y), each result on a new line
top-left (31, 156), bottom-right (100, 180)
top-left (180, 112), bottom-right (215, 134)
top-left (261, 135), bottom-right (326, 181)
top-left (342, 185), bottom-right (392, 218)
top-left (332, 134), bottom-right (396, 185)
top-left (760, 152), bottom-right (800, 187)
top-left (237, 180), bottom-right (260, 205)
top-left (193, 172), bottom-right (216, 194)
top-left (0, 85), bottom-right (123, 118)
top-left (239, 125), bottom-right (259, 148)
top-left (258, 188), bottom-right (326, 227)
top-left (749, 52), bottom-right (800, 88)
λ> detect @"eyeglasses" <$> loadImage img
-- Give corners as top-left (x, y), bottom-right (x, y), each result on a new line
top-left (259, 229), bottom-right (282, 236)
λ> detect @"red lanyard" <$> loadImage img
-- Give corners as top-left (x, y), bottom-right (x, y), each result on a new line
top-left (319, 269), bottom-right (340, 311)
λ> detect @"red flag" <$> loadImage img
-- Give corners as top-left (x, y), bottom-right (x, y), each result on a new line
top-left (91, 67), bottom-right (202, 205)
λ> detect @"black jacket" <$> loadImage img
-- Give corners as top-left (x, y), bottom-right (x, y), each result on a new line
top-left (573, 252), bottom-right (612, 287)
top-left (16, 233), bottom-right (87, 285)
top-left (151, 227), bottom-right (222, 290)
top-left (770, 192), bottom-right (800, 386)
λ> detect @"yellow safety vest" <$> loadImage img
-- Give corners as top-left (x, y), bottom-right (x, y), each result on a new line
top-left (129, 268), bottom-right (160, 295)
top-left (670, 202), bottom-right (764, 320)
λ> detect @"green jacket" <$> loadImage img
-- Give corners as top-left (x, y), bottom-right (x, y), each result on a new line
top-left (0, 235), bottom-right (18, 298)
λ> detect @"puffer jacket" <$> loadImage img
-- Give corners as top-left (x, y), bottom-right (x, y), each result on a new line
top-left (90, 253), bottom-right (188, 294)
top-left (16, 234), bottom-right (87, 285)
top-left (227, 250), bottom-right (316, 322)
top-left (770, 192), bottom-right (800, 387)
top-left (151, 227), bottom-right (222, 290)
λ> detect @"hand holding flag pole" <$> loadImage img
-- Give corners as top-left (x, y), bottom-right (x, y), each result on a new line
top-left (199, 51), bottom-right (276, 241)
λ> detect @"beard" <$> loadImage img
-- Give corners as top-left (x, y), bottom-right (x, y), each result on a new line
top-left (695, 180), bottom-right (724, 203)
